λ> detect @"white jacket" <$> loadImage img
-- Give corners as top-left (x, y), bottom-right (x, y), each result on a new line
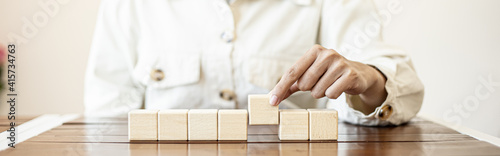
top-left (84, 0), bottom-right (424, 126)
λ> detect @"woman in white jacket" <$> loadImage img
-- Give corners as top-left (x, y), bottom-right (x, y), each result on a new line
top-left (84, 0), bottom-right (424, 126)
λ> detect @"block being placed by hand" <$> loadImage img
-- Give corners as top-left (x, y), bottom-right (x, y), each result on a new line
top-left (128, 110), bottom-right (159, 140)
top-left (188, 109), bottom-right (218, 140)
top-left (279, 109), bottom-right (309, 140)
top-left (158, 109), bottom-right (188, 140)
top-left (308, 109), bottom-right (338, 140)
top-left (248, 94), bottom-right (278, 125)
top-left (218, 109), bottom-right (248, 140)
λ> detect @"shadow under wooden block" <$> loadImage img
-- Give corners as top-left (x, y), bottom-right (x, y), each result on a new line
top-left (218, 109), bottom-right (248, 140)
top-left (248, 125), bottom-right (279, 135)
top-left (158, 109), bottom-right (188, 140)
top-left (188, 109), bottom-right (218, 140)
top-left (248, 94), bottom-right (278, 125)
top-left (279, 109), bottom-right (309, 140)
top-left (308, 109), bottom-right (338, 140)
top-left (128, 110), bottom-right (158, 140)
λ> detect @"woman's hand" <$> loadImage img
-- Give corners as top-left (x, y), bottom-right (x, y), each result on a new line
top-left (269, 45), bottom-right (388, 113)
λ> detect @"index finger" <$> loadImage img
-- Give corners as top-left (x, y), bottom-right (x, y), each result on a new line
top-left (269, 46), bottom-right (319, 105)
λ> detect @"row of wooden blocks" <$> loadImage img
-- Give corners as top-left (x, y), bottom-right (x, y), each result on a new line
top-left (129, 95), bottom-right (338, 141)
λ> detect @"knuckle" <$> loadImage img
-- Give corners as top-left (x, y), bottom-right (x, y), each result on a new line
top-left (308, 45), bottom-right (325, 55)
top-left (327, 49), bottom-right (338, 55)
top-left (319, 48), bottom-right (337, 56)
top-left (324, 52), bottom-right (336, 60)
top-left (286, 66), bottom-right (299, 80)
top-left (337, 58), bottom-right (348, 66)
top-left (296, 79), bottom-right (312, 91)
top-left (348, 70), bottom-right (360, 82)
top-left (312, 44), bottom-right (324, 51)
top-left (311, 90), bottom-right (324, 99)
top-left (335, 62), bottom-right (347, 70)
top-left (326, 49), bottom-right (340, 57)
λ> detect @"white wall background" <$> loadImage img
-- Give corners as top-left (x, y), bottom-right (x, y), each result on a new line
top-left (1, 0), bottom-right (499, 139)
top-left (0, 0), bottom-right (100, 115)
top-left (378, 0), bottom-right (500, 138)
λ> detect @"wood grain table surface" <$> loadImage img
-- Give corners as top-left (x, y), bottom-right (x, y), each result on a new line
top-left (1, 116), bottom-right (499, 155)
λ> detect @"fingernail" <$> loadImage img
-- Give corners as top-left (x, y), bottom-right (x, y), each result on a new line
top-left (269, 95), bottom-right (278, 106)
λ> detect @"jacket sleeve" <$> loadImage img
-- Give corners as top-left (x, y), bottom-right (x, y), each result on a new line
top-left (318, 0), bottom-right (424, 126)
top-left (84, 0), bottom-right (144, 117)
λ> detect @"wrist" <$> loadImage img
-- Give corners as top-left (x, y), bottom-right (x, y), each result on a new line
top-left (359, 65), bottom-right (388, 108)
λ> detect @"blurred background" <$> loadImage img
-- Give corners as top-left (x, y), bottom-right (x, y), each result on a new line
top-left (1, 0), bottom-right (499, 140)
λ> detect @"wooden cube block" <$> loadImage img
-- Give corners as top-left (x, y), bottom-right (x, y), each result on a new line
top-left (279, 109), bottom-right (309, 140)
top-left (248, 94), bottom-right (278, 125)
top-left (128, 110), bottom-right (159, 140)
top-left (218, 109), bottom-right (248, 140)
top-left (188, 109), bottom-right (218, 140)
top-left (308, 109), bottom-right (338, 140)
top-left (158, 109), bottom-right (188, 140)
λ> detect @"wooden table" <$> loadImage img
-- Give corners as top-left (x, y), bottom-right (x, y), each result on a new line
top-left (1, 116), bottom-right (500, 155)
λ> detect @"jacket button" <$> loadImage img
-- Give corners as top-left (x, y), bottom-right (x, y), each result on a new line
top-left (150, 69), bottom-right (164, 81)
top-left (219, 89), bottom-right (236, 101)
top-left (378, 104), bottom-right (393, 120)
